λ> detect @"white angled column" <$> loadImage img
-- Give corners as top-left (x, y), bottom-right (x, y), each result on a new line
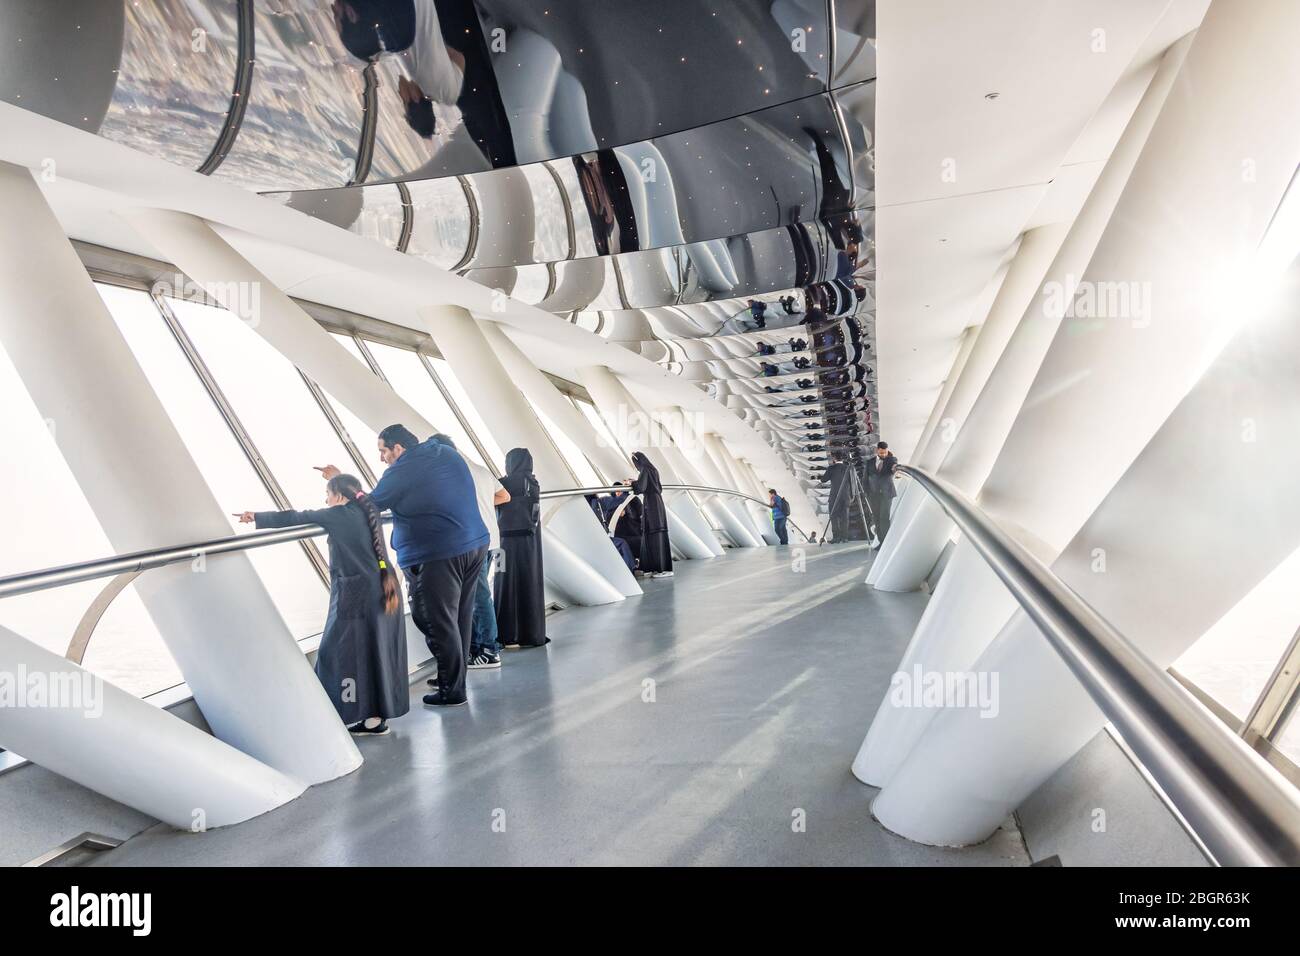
top-left (701, 433), bottom-right (774, 545)
top-left (872, 0), bottom-right (1300, 843)
top-left (875, 257), bottom-right (1300, 846)
top-left (661, 407), bottom-right (763, 548)
top-left (0, 164), bottom-right (361, 787)
top-left (578, 365), bottom-right (722, 560)
top-left (0, 626), bottom-right (304, 829)
top-left (868, 32), bottom-right (1194, 593)
top-left (483, 322), bottom-right (629, 481)
top-left (425, 308), bottom-right (639, 603)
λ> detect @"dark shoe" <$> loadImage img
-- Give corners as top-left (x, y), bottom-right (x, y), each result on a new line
top-left (423, 691), bottom-right (468, 707)
top-left (468, 651), bottom-right (502, 669)
top-left (347, 719), bottom-right (390, 736)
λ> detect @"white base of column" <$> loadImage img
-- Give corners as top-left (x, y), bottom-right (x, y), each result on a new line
top-left (0, 626), bottom-right (307, 829)
top-left (851, 539), bottom-right (1019, 787)
top-left (867, 487), bottom-right (952, 591)
top-left (668, 492), bottom-right (724, 558)
top-left (869, 614), bottom-right (1098, 846)
top-left (543, 496), bottom-right (638, 603)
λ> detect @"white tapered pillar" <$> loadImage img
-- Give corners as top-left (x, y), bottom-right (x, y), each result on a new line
top-left (483, 323), bottom-right (629, 481)
top-left (0, 626), bottom-right (304, 829)
top-left (701, 433), bottom-right (773, 545)
top-left (426, 309), bottom-right (638, 603)
top-left (662, 408), bottom-right (763, 548)
top-left (876, 258), bottom-right (1300, 846)
top-left (0, 163), bottom-right (360, 787)
top-left (872, 0), bottom-right (1300, 844)
top-left (868, 32), bottom-right (1194, 592)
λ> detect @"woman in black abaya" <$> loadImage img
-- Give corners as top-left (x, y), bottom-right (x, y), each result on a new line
top-left (495, 448), bottom-right (548, 647)
top-left (630, 452), bottom-right (673, 577)
top-left (239, 473), bottom-right (408, 735)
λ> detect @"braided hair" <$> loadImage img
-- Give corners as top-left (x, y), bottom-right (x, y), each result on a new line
top-left (327, 474), bottom-right (400, 614)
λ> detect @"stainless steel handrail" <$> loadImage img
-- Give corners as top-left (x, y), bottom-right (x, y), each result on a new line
top-left (898, 464), bottom-right (1300, 867)
top-left (0, 485), bottom-right (800, 601)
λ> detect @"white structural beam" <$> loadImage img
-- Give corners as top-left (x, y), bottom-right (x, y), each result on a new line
top-left (425, 308), bottom-right (638, 603)
top-left (486, 323), bottom-right (629, 482)
top-left (0, 163), bottom-right (361, 788)
top-left (121, 209), bottom-right (432, 437)
top-left (867, 31), bottom-right (1195, 594)
top-left (0, 625), bottom-right (304, 829)
top-left (578, 365), bottom-right (723, 561)
top-left (701, 432), bottom-right (775, 545)
top-left (659, 405), bottom-right (764, 548)
top-left (875, 258), bottom-right (1300, 845)
top-left (869, 0), bottom-right (1300, 842)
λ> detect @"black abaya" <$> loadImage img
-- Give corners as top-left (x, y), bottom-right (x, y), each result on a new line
top-left (631, 452), bottom-right (673, 574)
top-left (494, 448), bottom-right (548, 647)
top-left (255, 504), bottom-right (409, 724)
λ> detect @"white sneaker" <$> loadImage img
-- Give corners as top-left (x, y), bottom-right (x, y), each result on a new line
top-left (654, 571), bottom-right (675, 578)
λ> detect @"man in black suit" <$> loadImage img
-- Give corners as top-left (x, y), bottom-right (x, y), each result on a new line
top-left (864, 441), bottom-right (898, 547)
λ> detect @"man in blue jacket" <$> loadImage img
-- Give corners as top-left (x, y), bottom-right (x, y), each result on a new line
top-left (768, 489), bottom-right (790, 545)
top-left (321, 423), bottom-right (488, 707)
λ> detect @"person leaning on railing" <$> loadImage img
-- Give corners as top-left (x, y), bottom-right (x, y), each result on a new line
top-left (236, 472), bottom-right (409, 736)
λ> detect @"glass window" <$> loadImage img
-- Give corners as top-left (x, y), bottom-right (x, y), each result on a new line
top-left (426, 356), bottom-right (505, 470)
top-left (1273, 703), bottom-right (1300, 766)
top-left (104, 286), bottom-right (330, 641)
top-left (573, 396), bottom-right (628, 461)
top-left (362, 340), bottom-right (487, 467)
top-left (1175, 544), bottom-right (1300, 721)
top-left (530, 401), bottom-right (603, 487)
top-left (0, 330), bottom-right (176, 698)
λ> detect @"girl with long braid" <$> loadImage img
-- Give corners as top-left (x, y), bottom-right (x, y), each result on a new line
top-left (237, 473), bottom-right (409, 735)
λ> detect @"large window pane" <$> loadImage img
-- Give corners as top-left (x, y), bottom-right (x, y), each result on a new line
top-left (104, 287), bottom-right (329, 641)
top-left (530, 401), bottom-right (602, 487)
top-left (363, 341), bottom-right (486, 467)
top-left (0, 306), bottom-right (175, 697)
top-left (1273, 704), bottom-right (1300, 766)
top-left (428, 357), bottom-right (505, 470)
top-left (573, 396), bottom-right (629, 462)
top-left (1175, 544), bottom-right (1300, 720)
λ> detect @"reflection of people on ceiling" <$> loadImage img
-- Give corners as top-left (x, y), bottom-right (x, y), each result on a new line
top-left (332, 0), bottom-right (517, 164)
top-left (574, 150), bottom-right (639, 256)
top-left (333, 0), bottom-right (461, 137)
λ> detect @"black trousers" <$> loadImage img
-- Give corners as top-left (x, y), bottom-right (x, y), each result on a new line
top-left (406, 546), bottom-right (488, 703)
top-left (866, 492), bottom-right (893, 542)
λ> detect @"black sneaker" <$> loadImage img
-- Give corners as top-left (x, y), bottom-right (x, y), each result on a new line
top-left (347, 719), bottom-right (390, 736)
top-left (468, 651), bottom-right (502, 670)
top-left (423, 691), bottom-right (468, 707)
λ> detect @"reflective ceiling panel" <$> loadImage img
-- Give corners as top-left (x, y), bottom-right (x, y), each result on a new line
top-left (0, 0), bottom-right (240, 169)
top-left (213, 0), bottom-right (366, 191)
top-left (265, 92), bottom-right (863, 269)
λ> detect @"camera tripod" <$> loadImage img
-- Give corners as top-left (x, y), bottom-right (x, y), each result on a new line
top-left (818, 460), bottom-right (875, 546)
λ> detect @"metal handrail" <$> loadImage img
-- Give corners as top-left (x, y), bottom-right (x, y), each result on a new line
top-left (0, 485), bottom-right (800, 602)
top-left (898, 464), bottom-right (1300, 867)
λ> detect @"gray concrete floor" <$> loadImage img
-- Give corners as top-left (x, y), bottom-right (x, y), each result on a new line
top-left (93, 543), bottom-right (1028, 866)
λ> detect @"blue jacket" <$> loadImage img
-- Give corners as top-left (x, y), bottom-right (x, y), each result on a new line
top-left (367, 439), bottom-right (489, 568)
top-left (771, 495), bottom-right (790, 521)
